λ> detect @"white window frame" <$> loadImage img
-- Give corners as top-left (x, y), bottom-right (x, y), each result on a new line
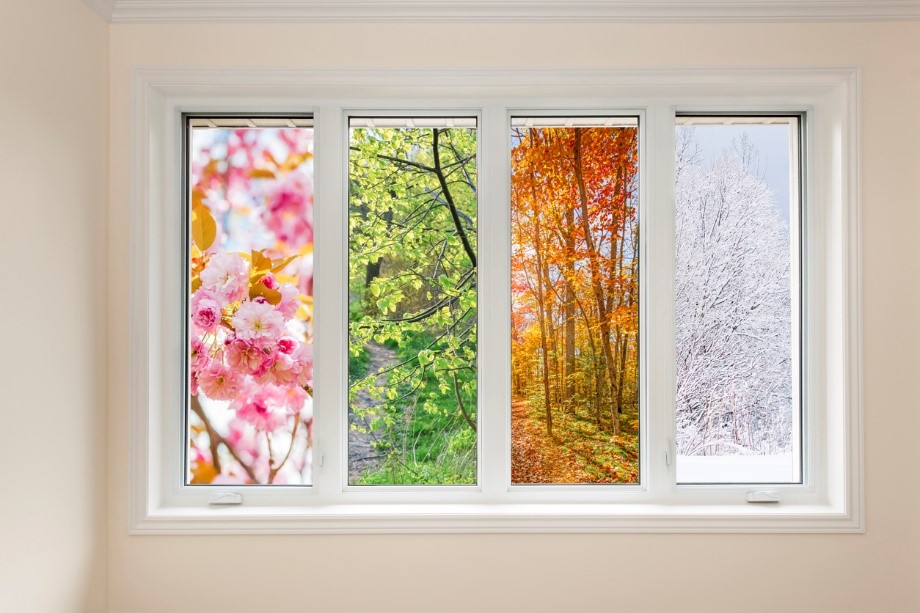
top-left (129, 67), bottom-right (862, 533)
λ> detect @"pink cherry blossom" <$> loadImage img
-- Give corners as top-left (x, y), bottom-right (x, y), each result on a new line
top-left (190, 337), bottom-right (210, 372)
top-left (225, 418), bottom-right (264, 467)
top-left (199, 252), bottom-right (249, 303)
top-left (262, 170), bottom-right (314, 249)
top-left (282, 385), bottom-right (308, 412)
top-left (279, 128), bottom-right (313, 156)
top-left (191, 295), bottom-right (222, 333)
top-left (232, 300), bottom-right (286, 341)
top-left (226, 337), bottom-right (270, 374)
top-left (254, 351), bottom-right (298, 386)
top-left (260, 273), bottom-right (278, 290)
top-left (197, 360), bottom-right (245, 401)
top-left (276, 283), bottom-right (300, 319)
top-left (294, 343), bottom-right (314, 387)
top-left (277, 336), bottom-right (297, 355)
top-left (232, 385), bottom-right (293, 433)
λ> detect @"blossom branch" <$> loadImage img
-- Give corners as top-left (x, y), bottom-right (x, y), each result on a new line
top-left (190, 395), bottom-right (258, 483)
top-left (268, 417), bottom-right (300, 484)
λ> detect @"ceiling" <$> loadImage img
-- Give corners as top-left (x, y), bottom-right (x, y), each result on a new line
top-left (82, 0), bottom-right (920, 23)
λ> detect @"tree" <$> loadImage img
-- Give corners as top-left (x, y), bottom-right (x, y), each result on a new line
top-left (674, 129), bottom-right (793, 457)
top-left (347, 125), bottom-right (478, 484)
top-left (510, 125), bottom-right (639, 438)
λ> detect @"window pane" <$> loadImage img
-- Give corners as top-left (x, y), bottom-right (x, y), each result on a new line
top-left (186, 118), bottom-right (315, 485)
top-left (675, 116), bottom-right (801, 484)
top-left (348, 117), bottom-right (478, 485)
top-left (510, 118), bottom-right (640, 484)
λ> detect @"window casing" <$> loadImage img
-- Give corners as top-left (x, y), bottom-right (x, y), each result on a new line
top-left (130, 68), bottom-right (862, 533)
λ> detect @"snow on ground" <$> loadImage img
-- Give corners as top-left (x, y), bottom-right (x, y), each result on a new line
top-left (676, 453), bottom-right (796, 484)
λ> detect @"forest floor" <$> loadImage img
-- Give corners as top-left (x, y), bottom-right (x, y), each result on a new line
top-left (348, 342), bottom-right (397, 483)
top-left (511, 397), bottom-right (639, 484)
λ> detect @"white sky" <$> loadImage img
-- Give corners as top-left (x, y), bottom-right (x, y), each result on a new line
top-left (680, 123), bottom-right (794, 224)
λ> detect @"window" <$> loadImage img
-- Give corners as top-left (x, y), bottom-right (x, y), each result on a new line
top-left (185, 117), bottom-right (315, 486)
top-left (347, 117), bottom-right (478, 485)
top-left (510, 117), bottom-right (639, 484)
top-left (674, 116), bottom-right (802, 484)
top-left (131, 68), bottom-right (862, 533)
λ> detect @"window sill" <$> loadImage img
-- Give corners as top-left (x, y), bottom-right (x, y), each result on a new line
top-left (131, 500), bottom-right (862, 534)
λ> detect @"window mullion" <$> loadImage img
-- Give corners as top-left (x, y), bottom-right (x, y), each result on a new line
top-left (644, 103), bottom-right (678, 500)
top-left (479, 105), bottom-right (510, 498)
top-left (313, 104), bottom-right (346, 501)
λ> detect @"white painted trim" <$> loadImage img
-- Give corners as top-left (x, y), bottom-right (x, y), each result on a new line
top-left (88, 0), bottom-right (920, 24)
top-left (132, 503), bottom-right (862, 534)
top-left (129, 67), bottom-right (863, 533)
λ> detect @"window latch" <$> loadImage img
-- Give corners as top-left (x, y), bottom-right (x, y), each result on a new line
top-left (746, 490), bottom-right (780, 503)
top-left (209, 492), bottom-right (243, 506)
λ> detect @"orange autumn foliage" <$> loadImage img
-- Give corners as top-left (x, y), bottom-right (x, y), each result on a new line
top-left (510, 125), bottom-right (639, 483)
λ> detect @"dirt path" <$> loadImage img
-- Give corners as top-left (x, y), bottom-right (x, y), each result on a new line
top-left (511, 398), bottom-right (577, 483)
top-left (348, 342), bottom-right (397, 482)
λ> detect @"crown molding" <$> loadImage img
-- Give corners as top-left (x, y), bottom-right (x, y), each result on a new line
top-left (81, 0), bottom-right (116, 20)
top-left (82, 1), bottom-right (920, 24)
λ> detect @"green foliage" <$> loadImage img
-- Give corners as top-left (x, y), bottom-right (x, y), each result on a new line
top-left (357, 444), bottom-right (476, 485)
top-left (348, 346), bottom-right (370, 384)
top-left (348, 125), bottom-right (478, 485)
top-left (352, 331), bottom-right (477, 485)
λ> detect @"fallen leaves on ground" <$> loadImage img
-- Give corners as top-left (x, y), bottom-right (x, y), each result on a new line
top-left (511, 397), bottom-right (638, 484)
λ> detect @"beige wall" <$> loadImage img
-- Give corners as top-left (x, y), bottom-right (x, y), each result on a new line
top-left (0, 0), bottom-right (108, 611)
top-left (101, 21), bottom-right (920, 613)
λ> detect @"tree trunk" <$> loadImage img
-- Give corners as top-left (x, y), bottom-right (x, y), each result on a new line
top-left (528, 165), bottom-right (553, 437)
top-left (564, 192), bottom-right (577, 412)
top-left (573, 130), bottom-right (620, 435)
top-left (364, 199), bottom-right (393, 287)
top-left (533, 221), bottom-right (553, 437)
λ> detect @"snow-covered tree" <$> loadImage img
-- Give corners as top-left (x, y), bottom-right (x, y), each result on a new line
top-left (675, 129), bottom-right (793, 457)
